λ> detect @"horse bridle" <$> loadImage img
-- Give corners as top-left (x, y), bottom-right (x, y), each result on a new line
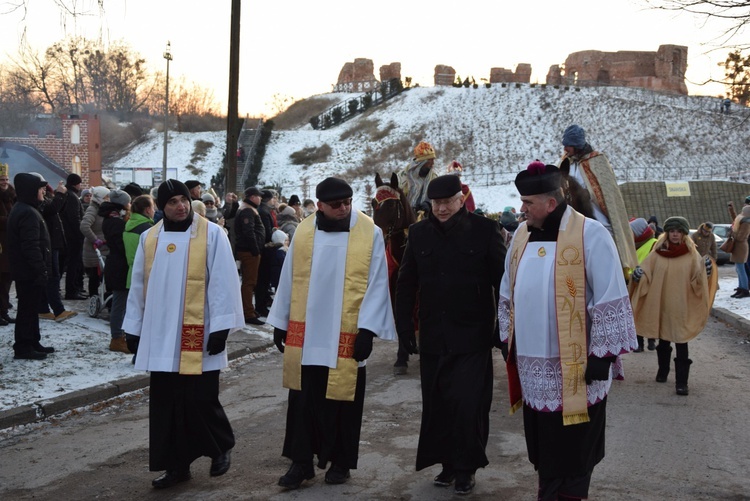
top-left (373, 185), bottom-right (403, 241)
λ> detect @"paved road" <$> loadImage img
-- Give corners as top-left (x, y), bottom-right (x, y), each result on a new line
top-left (1, 315), bottom-right (749, 500)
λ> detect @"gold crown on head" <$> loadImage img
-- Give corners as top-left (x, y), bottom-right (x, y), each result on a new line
top-left (0, 163), bottom-right (8, 178)
top-left (414, 141), bottom-right (436, 161)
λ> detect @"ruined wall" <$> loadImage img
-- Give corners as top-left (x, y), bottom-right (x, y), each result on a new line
top-left (489, 63), bottom-right (532, 83)
top-left (548, 44), bottom-right (688, 94)
top-left (434, 65), bottom-right (456, 86)
top-left (335, 58), bottom-right (380, 93)
top-left (379, 62), bottom-right (401, 83)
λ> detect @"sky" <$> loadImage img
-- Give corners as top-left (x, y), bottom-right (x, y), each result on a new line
top-left (0, 0), bottom-right (746, 117)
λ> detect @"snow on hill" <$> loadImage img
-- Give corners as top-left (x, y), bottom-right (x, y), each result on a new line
top-left (112, 85), bottom-right (750, 213)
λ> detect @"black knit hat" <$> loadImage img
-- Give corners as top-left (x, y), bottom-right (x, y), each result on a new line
top-left (426, 175), bottom-right (462, 199)
top-left (66, 173), bottom-right (82, 187)
top-left (244, 186), bottom-right (262, 198)
top-left (157, 179), bottom-right (192, 210)
top-left (185, 180), bottom-right (202, 190)
top-left (123, 182), bottom-right (143, 199)
top-left (315, 178), bottom-right (352, 202)
top-left (663, 216), bottom-right (689, 235)
top-left (288, 194), bottom-right (301, 206)
top-left (514, 161), bottom-right (562, 196)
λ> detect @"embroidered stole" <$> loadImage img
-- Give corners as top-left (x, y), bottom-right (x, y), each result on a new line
top-left (143, 216), bottom-right (208, 375)
top-left (506, 209), bottom-right (590, 425)
top-left (283, 210), bottom-right (374, 401)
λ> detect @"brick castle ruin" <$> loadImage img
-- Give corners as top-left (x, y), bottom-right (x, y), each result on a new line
top-left (334, 44), bottom-right (688, 95)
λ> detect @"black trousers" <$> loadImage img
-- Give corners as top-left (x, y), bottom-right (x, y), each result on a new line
top-left (64, 237), bottom-right (84, 297)
top-left (13, 279), bottom-right (43, 355)
top-left (149, 371), bottom-right (235, 472)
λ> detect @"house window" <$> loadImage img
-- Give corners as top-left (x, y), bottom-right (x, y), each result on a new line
top-left (70, 124), bottom-right (81, 144)
top-left (72, 155), bottom-right (81, 175)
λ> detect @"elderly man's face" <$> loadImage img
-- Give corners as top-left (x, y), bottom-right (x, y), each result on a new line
top-left (430, 193), bottom-right (464, 223)
top-left (164, 195), bottom-right (191, 222)
top-left (520, 193), bottom-right (556, 229)
top-left (317, 198), bottom-right (352, 220)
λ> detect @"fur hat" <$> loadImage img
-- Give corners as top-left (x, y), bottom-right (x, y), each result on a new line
top-left (316, 178), bottom-right (353, 202)
top-left (514, 161), bottom-right (562, 196)
top-left (427, 175), bottom-right (462, 199)
top-left (109, 189), bottom-right (131, 209)
top-left (90, 186), bottom-right (110, 205)
top-left (157, 179), bottom-right (192, 210)
top-left (663, 216), bottom-right (690, 235)
top-left (414, 141), bottom-right (436, 162)
top-left (66, 173), bottom-right (82, 187)
top-left (562, 124), bottom-right (586, 149)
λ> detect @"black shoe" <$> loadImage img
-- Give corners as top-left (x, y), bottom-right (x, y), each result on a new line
top-left (454, 471), bottom-right (475, 495)
top-left (256, 309), bottom-right (269, 317)
top-left (676, 383), bottom-right (689, 396)
top-left (210, 450), bottom-right (231, 477)
top-left (2, 314), bottom-right (14, 323)
top-left (278, 462), bottom-right (315, 489)
top-left (0, 317), bottom-right (7, 326)
top-left (633, 346), bottom-right (644, 353)
top-left (14, 351), bottom-right (47, 360)
top-left (65, 292), bottom-right (88, 300)
top-left (433, 467), bottom-right (456, 487)
top-left (151, 469), bottom-right (191, 489)
top-left (33, 344), bottom-right (55, 354)
top-left (324, 464), bottom-right (350, 484)
top-left (647, 339), bottom-right (656, 351)
top-left (246, 317), bottom-right (265, 325)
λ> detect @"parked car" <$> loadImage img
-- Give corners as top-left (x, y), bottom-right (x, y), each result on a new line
top-left (688, 226), bottom-right (729, 265)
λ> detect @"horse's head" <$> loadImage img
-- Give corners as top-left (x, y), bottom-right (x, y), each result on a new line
top-left (372, 172), bottom-right (415, 232)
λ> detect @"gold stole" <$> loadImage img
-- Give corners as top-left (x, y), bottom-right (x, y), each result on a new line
top-left (283, 210), bottom-right (374, 401)
top-left (143, 216), bottom-right (208, 375)
top-left (507, 209), bottom-right (589, 425)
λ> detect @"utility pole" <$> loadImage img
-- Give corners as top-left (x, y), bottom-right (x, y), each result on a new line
top-left (162, 41), bottom-right (173, 184)
top-left (225, 0), bottom-right (241, 194)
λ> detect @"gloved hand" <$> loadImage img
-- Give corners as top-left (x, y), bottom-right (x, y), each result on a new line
top-left (274, 328), bottom-right (287, 353)
top-left (125, 334), bottom-right (140, 355)
top-left (206, 329), bottom-right (229, 355)
top-left (398, 330), bottom-right (418, 355)
top-left (631, 266), bottom-right (644, 283)
top-left (705, 256), bottom-right (712, 276)
top-left (352, 329), bottom-right (375, 361)
top-left (585, 356), bottom-right (614, 385)
top-left (93, 239), bottom-right (105, 249)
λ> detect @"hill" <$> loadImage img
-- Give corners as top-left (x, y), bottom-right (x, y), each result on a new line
top-left (112, 85), bottom-right (750, 213)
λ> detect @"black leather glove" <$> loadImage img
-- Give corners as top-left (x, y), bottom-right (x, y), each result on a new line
top-left (274, 328), bottom-right (287, 353)
top-left (631, 266), bottom-right (644, 283)
top-left (352, 328), bottom-right (375, 362)
top-left (705, 256), bottom-right (712, 276)
top-left (585, 356), bottom-right (614, 385)
top-left (125, 334), bottom-right (140, 355)
top-left (398, 330), bottom-right (418, 355)
top-left (206, 329), bottom-right (229, 355)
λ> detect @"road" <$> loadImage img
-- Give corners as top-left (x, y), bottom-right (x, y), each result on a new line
top-left (1, 315), bottom-right (749, 500)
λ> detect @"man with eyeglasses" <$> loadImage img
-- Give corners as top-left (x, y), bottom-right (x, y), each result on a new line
top-left (395, 174), bottom-right (505, 495)
top-left (267, 177), bottom-right (396, 489)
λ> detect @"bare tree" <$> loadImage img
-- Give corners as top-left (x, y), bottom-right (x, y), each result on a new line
top-left (646, 1), bottom-right (750, 48)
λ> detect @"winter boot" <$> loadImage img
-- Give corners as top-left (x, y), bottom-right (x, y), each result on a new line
top-left (109, 336), bottom-right (132, 354)
top-left (634, 336), bottom-right (644, 353)
top-left (675, 358), bottom-right (692, 396)
top-left (647, 338), bottom-right (656, 351)
top-left (655, 344), bottom-right (672, 383)
top-left (735, 288), bottom-right (750, 298)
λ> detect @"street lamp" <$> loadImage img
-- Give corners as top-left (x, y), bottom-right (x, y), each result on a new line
top-left (162, 41), bottom-right (173, 183)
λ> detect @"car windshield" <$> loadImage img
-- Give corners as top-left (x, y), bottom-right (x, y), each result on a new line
top-left (713, 226), bottom-right (730, 238)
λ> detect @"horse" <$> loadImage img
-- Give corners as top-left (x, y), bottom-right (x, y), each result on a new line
top-left (372, 172), bottom-right (416, 374)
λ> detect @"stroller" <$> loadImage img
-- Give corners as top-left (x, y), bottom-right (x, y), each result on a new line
top-left (88, 245), bottom-right (112, 318)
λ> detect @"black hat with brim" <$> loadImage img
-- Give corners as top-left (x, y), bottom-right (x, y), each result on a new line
top-left (427, 175), bottom-right (462, 199)
top-left (514, 163), bottom-right (562, 196)
top-left (316, 177), bottom-right (353, 202)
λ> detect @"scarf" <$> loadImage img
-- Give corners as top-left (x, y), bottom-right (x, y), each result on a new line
top-left (655, 238), bottom-right (689, 258)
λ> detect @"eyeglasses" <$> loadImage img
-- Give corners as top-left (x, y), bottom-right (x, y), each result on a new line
top-left (204, 201), bottom-right (215, 206)
top-left (324, 198), bottom-right (352, 209)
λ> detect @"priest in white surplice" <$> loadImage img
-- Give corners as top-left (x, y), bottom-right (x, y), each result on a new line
top-left (497, 162), bottom-right (637, 501)
top-left (267, 177), bottom-right (396, 490)
top-left (123, 179), bottom-right (244, 490)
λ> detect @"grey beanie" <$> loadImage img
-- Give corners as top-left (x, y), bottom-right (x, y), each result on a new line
top-left (562, 124), bottom-right (587, 149)
top-left (109, 189), bottom-right (131, 208)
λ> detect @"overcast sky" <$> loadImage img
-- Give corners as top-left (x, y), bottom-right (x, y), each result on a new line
top-left (0, 0), bottom-right (745, 116)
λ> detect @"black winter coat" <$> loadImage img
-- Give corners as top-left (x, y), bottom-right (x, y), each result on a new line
top-left (234, 201), bottom-right (265, 255)
top-left (396, 208), bottom-right (506, 355)
top-left (61, 188), bottom-right (84, 244)
top-left (257, 202), bottom-right (275, 243)
top-left (100, 202), bottom-right (129, 291)
top-left (7, 174), bottom-right (51, 283)
top-left (39, 191), bottom-right (67, 250)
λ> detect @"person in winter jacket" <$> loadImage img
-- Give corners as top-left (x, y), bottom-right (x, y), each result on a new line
top-left (123, 194), bottom-right (155, 290)
top-left (629, 217), bottom-right (659, 352)
top-left (7, 172), bottom-right (54, 359)
top-left (101, 189), bottom-right (132, 354)
top-left (60, 173), bottom-right (86, 300)
top-left (234, 187), bottom-right (265, 324)
top-left (0, 164), bottom-right (16, 325)
top-left (629, 216), bottom-right (713, 396)
top-left (729, 206), bottom-right (750, 298)
top-left (268, 229), bottom-right (288, 292)
top-left (37, 180), bottom-right (77, 323)
top-left (691, 222), bottom-right (717, 262)
top-left (80, 186), bottom-right (109, 297)
top-left (255, 190), bottom-right (277, 316)
top-left (277, 206), bottom-right (299, 242)
top-left (446, 160), bottom-right (476, 212)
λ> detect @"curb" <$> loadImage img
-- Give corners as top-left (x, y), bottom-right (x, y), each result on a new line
top-left (0, 338), bottom-right (275, 431)
top-left (711, 306), bottom-right (750, 335)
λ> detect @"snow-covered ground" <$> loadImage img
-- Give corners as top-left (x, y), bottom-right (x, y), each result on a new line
top-left (0, 273), bottom-right (748, 412)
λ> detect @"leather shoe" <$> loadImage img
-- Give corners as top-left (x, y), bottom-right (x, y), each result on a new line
top-left (151, 469), bottom-right (191, 489)
top-left (278, 462), bottom-right (315, 489)
top-left (433, 466), bottom-right (456, 486)
top-left (210, 450), bottom-right (231, 477)
top-left (14, 350), bottom-right (47, 360)
top-left (454, 471), bottom-right (475, 495)
top-left (246, 317), bottom-right (265, 325)
top-left (324, 463), bottom-right (350, 484)
top-left (1, 313), bottom-right (14, 323)
top-left (0, 317), bottom-right (7, 326)
top-left (33, 344), bottom-right (55, 354)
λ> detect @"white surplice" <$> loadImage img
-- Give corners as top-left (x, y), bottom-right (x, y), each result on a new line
top-left (267, 210), bottom-right (396, 368)
top-left (123, 215), bottom-right (245, 373)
